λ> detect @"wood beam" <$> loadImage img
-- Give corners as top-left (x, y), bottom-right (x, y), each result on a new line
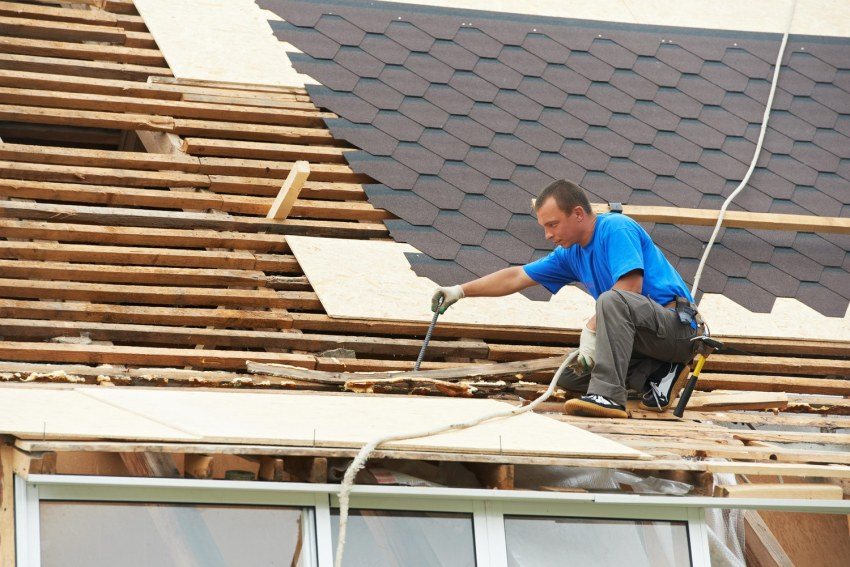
top-left (184, 454), bottom-right (213, 480)
top-left (0, 442), bottom-right (14, 566)
top-left (267, 161), bottom-right (310, 220)
top-left (593, 203), bottom-right (850, 235)
top-left (744, 510), bottom-right (794, 567)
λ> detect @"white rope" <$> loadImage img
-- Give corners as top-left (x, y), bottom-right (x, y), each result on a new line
top-left (333, 355), bottom-right (572, 567)
top-left (691, 0), bottom-right (798, 300)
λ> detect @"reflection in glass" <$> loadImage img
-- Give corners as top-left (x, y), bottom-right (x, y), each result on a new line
top-left (505, 515), bottom-right (691, 566)
top-left (40, 501), bottom-right (311, 567)
top-left (331, 509), bottom-right (475, 567)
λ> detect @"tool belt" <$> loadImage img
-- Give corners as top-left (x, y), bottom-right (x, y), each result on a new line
top-left (669, 296), bottom-right (704, 331)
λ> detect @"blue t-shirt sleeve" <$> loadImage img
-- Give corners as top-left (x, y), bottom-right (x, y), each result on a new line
top-left (603, 221), bottom-right (645, 282)
top-left (522, 250), bottom-right (577, 294)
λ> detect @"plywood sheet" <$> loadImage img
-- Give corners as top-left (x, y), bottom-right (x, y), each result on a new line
top-left (286, 236), bottom-right (595, 330)
top-left (0, 386), bottom-right (645, 459)
top-left (289, 236), bottom-right (850, 341)
top-left (134, 0), bottom-right (315, 88)
top-left (0, 387), bottom-right (195, 442)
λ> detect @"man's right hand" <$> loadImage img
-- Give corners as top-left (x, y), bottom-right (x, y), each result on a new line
top-left (431, 285), bottom-right (464, 314)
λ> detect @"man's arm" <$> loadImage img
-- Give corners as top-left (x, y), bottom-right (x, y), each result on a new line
top-left (586, 269), bottom-right (643, 330)
top-left (462, 266), bottom-right (538, 297)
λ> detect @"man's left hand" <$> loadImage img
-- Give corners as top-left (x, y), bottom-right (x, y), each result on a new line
top-left (567, 325), bottom-right (596, 373)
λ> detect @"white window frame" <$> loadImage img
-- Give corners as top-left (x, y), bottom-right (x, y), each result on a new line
top-left (21, 474), bottom-right (849, 566)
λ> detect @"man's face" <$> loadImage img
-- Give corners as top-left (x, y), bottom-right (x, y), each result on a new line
top-left (536, 197), bottom-right (584, 248)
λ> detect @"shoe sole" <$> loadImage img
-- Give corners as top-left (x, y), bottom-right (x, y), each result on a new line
top-left (639, 365), bottom-right (690, 412)
top-left (563, 399), bottom-right (628, 419)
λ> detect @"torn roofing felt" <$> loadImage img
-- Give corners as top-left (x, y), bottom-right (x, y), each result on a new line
top-left (258, 0), bottom-right (850, 316)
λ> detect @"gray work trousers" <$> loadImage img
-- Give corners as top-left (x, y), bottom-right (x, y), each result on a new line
top-left (557, 290), bottom-right (698, 406)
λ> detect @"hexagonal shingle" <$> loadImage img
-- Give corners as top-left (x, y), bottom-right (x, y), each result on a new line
top-left (398, 97), bottom-right (450, 127)
top-left (490, 133), bottom-right (541, 166)
top-left (440, 160), bottom-right (490, 194)
top-left (518, 77), bottom-right (568, 108)
top-left (315, 14), bottom-right (366, 46)
top-left (474, 58), bottom-right (524, 89)
top-left (442, 115), bottom-right (495, 146)
top-left (422, 84), bottom-right (475, 115)
top-left (498, 45), bottom-right (547, 75)
top-left (412, 174), bottom-right (465, 209)
top-left (455, 27), bottom-right (503, 58)
top-left (418, 128), bottom-right (470, 160)
top-left (432, 210), bottom-right (487, 245)
top-left (392, 141), bottom-right (444, 175)
top-left (384, 20), bottom-right (435, 52)
top-left (458, 194), bottom-right (512, 230)
top-left (431, 39), bottom-right (478, 71)
top-left (385, 220), bottom-right (461, 259)
top-left (448, 71), bottom-right (499, 102)
top-left (363, 184), bottom-right (438, 225)
top-left (465, 147), bottom-right (515, 179)
top-left (522, 33), bottom-right (571, 63)
top-left (481, 230), bottom-right (535, 264)
top-left (379, 64), bottom-right (430, 96)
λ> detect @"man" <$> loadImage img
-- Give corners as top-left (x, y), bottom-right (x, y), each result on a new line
top-left (431, 179), bottom-right (702, 419)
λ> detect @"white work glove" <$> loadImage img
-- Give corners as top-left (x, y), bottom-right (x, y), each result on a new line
top-left (431, 285), bottom-right (464, 314)
top-left (566, 325), bottom-right (596, 374)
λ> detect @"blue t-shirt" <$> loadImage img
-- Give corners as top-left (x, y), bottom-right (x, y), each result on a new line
top-left (523, 213), bottom-right (693, 305)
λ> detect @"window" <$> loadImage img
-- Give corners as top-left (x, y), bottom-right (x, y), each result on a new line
top-left (504, 515), bottom-right (691, 566)
top-left (330, 509), bottom-right (476, 567)
top-left (39, 501), bottom-right (313, 567)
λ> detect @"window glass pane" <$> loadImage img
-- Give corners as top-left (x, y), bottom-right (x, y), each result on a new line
top-left (505, 515), bottom-right (691, 566)
top-left (40, 501), bottom-right (312, 567)
top-left (331, 509), bottom-right (475, 567)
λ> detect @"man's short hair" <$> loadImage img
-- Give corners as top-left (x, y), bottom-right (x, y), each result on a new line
top-left (532, 179), bottom-right (592, 216)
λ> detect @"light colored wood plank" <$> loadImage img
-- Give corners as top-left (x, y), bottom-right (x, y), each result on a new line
top-left (0, 240), bottom-right (265, 269)
top-left (173, 118), bottom-right (336, 145)
top-left (182, 137), bottom-right (346, 163)
top-left (744, 510), bottom-right (794, 567)
top-left (0, 201), bottom-right (389, 239)
top-left (150, 77), bottom-right (309, 96)
top-left (593, 203), bottom-right (850, 235)
top-left (0, 104), bottom-right (174, 132)
top-left (199, 156), bottom-right (366, 183)
top-left (0, 443), bottom-right (14, 566)
top-left (0, 143), bottom-right (199, 171)
top-left (699, 373), bottom-right (850, 396)
top-left (0, 299), bottom-right (292, 330)
top-left (180, 92), bottom-right (317, 111)
top-left (0, 15), bottom-right (126, 43)
top-left (0, 160), bottom-right (204, 186)
top-left (1, 319), bottom-right (488, 358)
top-left (0, 36), bottom-right (165, 65)
top-left (0, 342), bottom-right (317, 370)
top-left (0, 278), bottom-right (284, 308)
top-left (0, 260), bottom-right (265, 287)
top-left (0, 2), bottom-right (118, 25)
top-left (0, 53), bottom-right (171, 81)
top-left (0, 87), bottom-right (330, 126)
top-left (268, 161), bottom-right (310, 220)
top-left (717, 483), bottom-right (843, 499)
top-left (0, 179), bottom-right (387, 220)
top-left (0, 219), bottom-right (290, 252)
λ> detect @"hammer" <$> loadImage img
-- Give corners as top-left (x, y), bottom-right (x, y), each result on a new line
top-left (673, 335), bottom-right (724, 418)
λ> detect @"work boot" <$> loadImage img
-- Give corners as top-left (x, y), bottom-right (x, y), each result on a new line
top-left (639, 362), bottom-right (689, 412)
top-left (563, 394), bottom-right (628, 419)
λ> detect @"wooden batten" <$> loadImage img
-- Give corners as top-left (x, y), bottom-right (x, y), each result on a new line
top-left (745, 511), bottom-right (794, 567)
top-left (267, 161), bottom-right (310, 220)
top-left (0, 443), bottom-right (14, 567)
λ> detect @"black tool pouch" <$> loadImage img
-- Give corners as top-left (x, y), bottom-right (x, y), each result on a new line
top-left (674, 296), bottom-right (697, 329)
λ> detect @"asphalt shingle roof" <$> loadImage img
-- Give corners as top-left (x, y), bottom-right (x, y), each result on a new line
top-left (259, 0), bottom-right (850, 316)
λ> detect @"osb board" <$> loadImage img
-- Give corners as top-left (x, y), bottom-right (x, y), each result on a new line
top-left (289, 236), bottom-right (850, 341)
top-left (134, 0), bottom-right (315, 88)
top-left (287, 236), bottom-right (595, 329)
top-left (0, 388), bottom-right (194, 442)
top-left (380, 0), bottom-right (850, 37)
top-left (0, 385), bottom-right (644, 459)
